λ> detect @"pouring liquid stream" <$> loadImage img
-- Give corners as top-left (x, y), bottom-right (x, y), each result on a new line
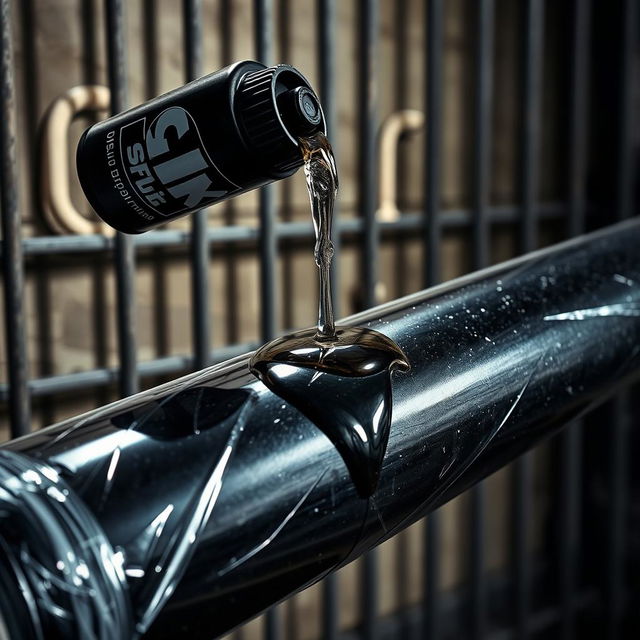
top-left (250, 132), bottom-right (410, 497)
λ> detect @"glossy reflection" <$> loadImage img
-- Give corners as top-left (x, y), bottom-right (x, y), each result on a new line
top-left (251, 326), bottom-right (410, 496)
top-left (299, 132), bottom-right (339, 339)
top-left (2, 220), bottom-right (639, 640)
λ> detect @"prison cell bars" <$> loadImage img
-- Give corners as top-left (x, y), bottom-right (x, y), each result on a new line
top-left (0, 1), bottom-right (637, 639)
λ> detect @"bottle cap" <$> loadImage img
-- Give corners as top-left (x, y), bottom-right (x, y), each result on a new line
top-left (235, 64), bottom-right (326, 176)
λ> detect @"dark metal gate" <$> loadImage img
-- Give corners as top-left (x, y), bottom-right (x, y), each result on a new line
top-left (0, 0), bottom-right (638, 638)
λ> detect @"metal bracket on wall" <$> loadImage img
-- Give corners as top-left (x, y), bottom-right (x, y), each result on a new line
top-left (40, 85), bottom-right (114, 236)
top-left (377, 109), bottom-right (424, 223)
top-left (354, 109), bottom-right (425, 308)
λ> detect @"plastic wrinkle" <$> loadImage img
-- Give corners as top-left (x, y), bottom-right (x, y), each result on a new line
top-left (379, 349), bottom-right (546, 544)
top-left (218, 468), bottom-right (327, 577)
top-left (134, 393), bottom-right (257, 634)
top-left (0, 450), bottom-right (132, 640)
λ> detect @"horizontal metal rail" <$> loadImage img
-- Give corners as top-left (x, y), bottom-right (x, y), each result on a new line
top-left (2, 203), bottom-right (567, 258)
top-left (0, 201), bottom-right (570, 403)
top-left (1, 219), bottom-right (639, 639)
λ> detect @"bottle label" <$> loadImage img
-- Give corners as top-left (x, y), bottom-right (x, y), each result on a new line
top-left (116, 106), bottom-right (239, 218)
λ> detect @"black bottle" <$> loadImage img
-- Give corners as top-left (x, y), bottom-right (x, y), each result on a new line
top-left (76, 61), bottom-right (325, 233)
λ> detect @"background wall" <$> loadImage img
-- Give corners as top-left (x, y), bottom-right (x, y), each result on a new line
top-left (0, 1), bottom-right (638, 638)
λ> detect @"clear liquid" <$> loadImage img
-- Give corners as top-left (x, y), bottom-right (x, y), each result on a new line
top-left (299, 132), bottom-right (339, 340)
top-left (250, 132), bottom-right (410, 497)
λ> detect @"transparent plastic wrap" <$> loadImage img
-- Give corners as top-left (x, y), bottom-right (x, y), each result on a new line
top-left (2, 219), bottom-right (640, 639)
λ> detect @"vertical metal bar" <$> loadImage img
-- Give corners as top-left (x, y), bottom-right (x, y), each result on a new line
top-left (424, 512), bottom-right (440, 639)
top-left (358, 0), bottom-right (378, 310)
top-left (392, 0), bottom-right (409, 300)
top-left (559, 422), bottom-right (582, 640)
top-left (254, 2), bottom-right (279, 634)
top-left (393, 6), bottom-right (412, 636)
top-left (0, 0), bottom-right (30, 437)
top-left (322, 572), bottom-right (339, 640)
top-left (83, 0), bottom-right (110, 411)
top-left (395, 531), bottom-right (411, 639)
top-left (142, 0), bottom-right (159, 97)
top-left (424, 0), bottom-right (443, 287)
top-left (470, 4), bottom-right (493, 638)
top-left (423, 2), bottom-right (444, 638)
top-left (317, 2), bottom-right (340, 630)
top-left (183, 0), bottom-right (210, 370)
top-left (105, 0), bottom-right (138, 398)
top-left (560, 4), bottom-right (591, 639)
top-left (362, 550), bottom-right (378, 640)
top-left (143, 0), bottom-right (170, 360)
top-left (81, 0), bottom-right (98, 85)
top-left (265, 606), bottom-right (280, 640)
top-left (356, 0), bottom-right (379, 636)
top-left (18, 0), bottom-right (47, 429)
top-left (254, 0), bottom-right (277, 342)
top-left (615, 0), bottom-right (637, 224)
top-left (472, 0), bottom-right (494, 270)
top-left (519, 0), bottom-right (544, 254)
top-left (514, 3), bottom-right (543, 638)
top-left (567, 0), bottom-right (590, 239)
top-left (513, 452), bottom-right (533, 640)
top-left (607, 396), bottom-right (629, 640)
top-left (607, 3), bottom-right (637, 636)
top-left (220, 0), bottom-right (240, 347)
top-left (469, 486), bottom-right (486, 640)
top-left (317, 0), bottom-right (340, 318)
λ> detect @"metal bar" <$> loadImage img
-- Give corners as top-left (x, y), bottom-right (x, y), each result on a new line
top-left (318, 0), bottom-right (340, 318)
top-left (424, 0), bottom-right (443, 287)
top-left (615, 0), bottom-right (637, 224)
top-left (606, 3), bottom-right (637, 636)
top-left (322, 573), bottom-right (339, 640)
top-left (423, 2), bottom-right (444, 637)
top-left (469, 3), bottom-right (494, 637)
top-left (424, 512), bottom-right (440, 640)
top-left (183, 0), bottom-right (210, 370)
top-left (0, 203), bottom-right (570, 257)
top-left (105, 0), bottom-right (137, 397)
top-left (515, 3), bottom-right (544, 637)
top-left (254, 0), bottom-right (277, 342)
top-left (0, 0), bottom-right (30, 437)
top-left (5, 219), bottom-right (640, 639)
top-left (142, 2), bottom-right (170, 360)
top-left (391, 0), bottom-right (411, 302)
top-left (469, 480), bottom-right (486, 639)
top-left (607, 394), bottom-right (629, 640)
top-left (358, 0), bottom-right (378, 310)
top-left (519, 0), bottom-right (544, 253)
top-left (560, 3), bottom-right (591, 638)
top-left (357, 1), bottom-right (379, 635)
top-left (219, 0), bottom-right (240, 349)
top-left (317, 2), bottom-right (340, 636)
top-left (559, 421), bottom-right (582, 640)
top-left (513, 451), bottom-right (533, 640)
top-left (472, 0), bottom-right (494, 270)
top-left (392, 7), bottom-right (413, 637)
top-left (567, 0), bottom-right (590, 239)
top-left (0, 343), bottom-right (255, 402)
top-left (254, 2), bottom-right (278, 632)
top-left (362, 552), bottom-right (378, 640)
top-left (265, 606), bottom-right (280, 640)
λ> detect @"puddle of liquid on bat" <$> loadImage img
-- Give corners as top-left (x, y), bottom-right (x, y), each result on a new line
top-left (250, 131), bottom-right (410, 498)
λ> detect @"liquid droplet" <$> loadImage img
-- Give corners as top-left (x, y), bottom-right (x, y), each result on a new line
top-left (250, 132), bottom-right (410, 497)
